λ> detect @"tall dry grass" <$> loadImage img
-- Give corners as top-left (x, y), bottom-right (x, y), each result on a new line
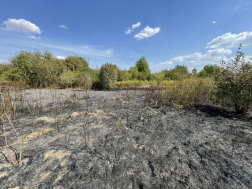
top-left (146, 77), bottom-right (216, 108)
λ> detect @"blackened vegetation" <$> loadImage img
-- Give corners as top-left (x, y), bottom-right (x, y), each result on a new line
top-left (0, 90), bottom-right (252, 188)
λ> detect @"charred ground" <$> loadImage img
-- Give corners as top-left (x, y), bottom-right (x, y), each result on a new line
top-left (0, 89), bottom-right (252, 189)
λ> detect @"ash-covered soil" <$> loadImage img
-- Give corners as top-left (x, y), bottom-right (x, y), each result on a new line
top-left (0, 89), bottom-right (252, 189)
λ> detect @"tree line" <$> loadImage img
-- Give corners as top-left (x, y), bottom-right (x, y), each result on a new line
top-left (0, 50), bottom-right (223, 89)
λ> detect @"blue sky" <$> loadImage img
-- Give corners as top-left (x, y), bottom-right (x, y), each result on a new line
top-left (0, 0), bottom-right (252, 73)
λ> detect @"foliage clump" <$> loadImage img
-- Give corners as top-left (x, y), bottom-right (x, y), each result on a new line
top-left (99, 63), bottom-right (118, 89)
top-left (64, 56), bottom-right (88, 71)
top-left (163, 65), bottom-right (190, 80)
top-left (59, 70), bottom-right (75, 88)
top-left (135, 56), bottom-right (151, 80)
top-left (216, 44), bottom-right (252, 114)
top-left (198, 64), bottom-right (221, 78)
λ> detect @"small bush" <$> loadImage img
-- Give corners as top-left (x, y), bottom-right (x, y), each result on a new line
top-left (216, 44), bottom-right (252, 114)
top-left (99, 63), bottom-right (118, 89)
top-left (59, 71), bottom-right (75, 88)
top-left (78, 72), bottom-right (92, 91)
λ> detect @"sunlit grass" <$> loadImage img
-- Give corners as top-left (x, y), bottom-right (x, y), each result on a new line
top-left (111, 80), bottom-right (174, 89)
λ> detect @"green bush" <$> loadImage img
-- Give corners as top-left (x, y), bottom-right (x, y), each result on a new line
top-left (64, 56), bottom-right (88, 71)
top-left (83, 67), bottom-right (100, 85)
top-left (117, 70), bottom-right (132, 81)
top-left (198, 64), bottom-right (221, 78)
top-left (191, 68), bottom-right (198, 77)
top-left (129, 66), bottom-right (139, 80)
top-left (216, 44), bottom-right (252, 114)
top-left (0, 64), bottom-right (12, 75)
top-left (78, 72), bottom-right (92, 91)
top-left (59, 70), bottom-right (75, 88)
top-left (34, 58), bottom-right (65, 87)
top-left (99, 63), bottom-right (118, 89)
top-left (163, 65), bottom-right (189, 80)
top-left (135, 56), bottom-right (150, 80)
top-left (153, 72), bottom-right (164, 86)
top-left (10, 50), bottom-right (43, 85)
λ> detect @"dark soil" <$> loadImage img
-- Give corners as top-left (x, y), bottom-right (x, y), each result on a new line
top-left (0, 89), bottom-right (252, 189)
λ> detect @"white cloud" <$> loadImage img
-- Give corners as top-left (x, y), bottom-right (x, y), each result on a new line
top-left (211, 21), bottom-right (216, 24)
top-left (44, 44), bottom-right (114, 58)
top-left (125, 22), bottom-right (141, 34)
top-left (132, 22), bottom-right (141, 29)
top-left (81, 46), bottom-right (91, 51)
top-left (206, 48), bottom-right (232, 55)
top-left (28, 35), bottom-right (40, 39)
top-left (125, 27), bottom-right (134, 34)
top-left (55, 56), bottom-right (66, 60)
top-left (235, 5), bottom-right (240, 9)
top-left (170, 48), bottom-right (232, 65)
top-left (1, 18), bottom-right (41, 34)
top-left (157, 61), bottom-right (173, 67)
top-left (59, 25), bottom-right (68, 29)
top-left (206, 31), bottom-right (252, 49)
top-left (134, 26), bottom-right (161, 40)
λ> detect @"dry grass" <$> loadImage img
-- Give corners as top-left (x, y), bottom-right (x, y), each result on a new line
top-left (146, 77), bottom-right (216, 108)
top-left (111, 80), bottom-right (174, 89)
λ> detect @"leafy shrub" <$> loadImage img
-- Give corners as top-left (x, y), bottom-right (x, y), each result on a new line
top-left (10, 50), bottom-right (43, 85)
top-left (117, 70), bottom-right (132, 81)
top-left (0, 64), bottom-right (12, 75)
top-left (135, 56), bottom-right (150, 80)
top-left (216, 44), bottom-right (252, 114)
top-left (198, 64), bottom-right (221, 78)
top-left (6, 50), bottom-right (66, 87)
top-left (191, 68), bottom-right (198, 77)
top-left (129, 66), bottom-right (139, 80)
top-left (34, 58), bottom-right (65, 87)
top-left (64, 56), bottom-right (88, 71)
top-left (59, 70), bottom-right (75, 88)
top-left (99, 63), bottom-right (118, 89)
top-left (153, 72), bottom-right (164, 86)
top-left (163, 65), bottom-right (190, 80)
top-left (78, 72), bottom-right (92, 91)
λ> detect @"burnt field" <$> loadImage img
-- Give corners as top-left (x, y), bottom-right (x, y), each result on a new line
top-left (0, 89), bottom-right (252, 189)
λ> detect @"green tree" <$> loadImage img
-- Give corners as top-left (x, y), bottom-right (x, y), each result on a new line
top-left (34, 58), bottom-right (65, 87)
top-left (59, 70), bottom-right (75, 88)
top-left (165, 65), bottom-right (189, 80)
top-left (10, 50), bottom-right (45, 85)
top-left (198, 64), bottom-right (221, 78)
top-left (64, 56), bottom-right (88, 71)
top-left (129, 66), bottom-right (140, 80)
top-left (135, 56), bottom-right (150, 80)
top-left (192, 68), bottom-right (197, 76)
top-left (216, 44), bottom-right (252, 114)
top-left (99, 63), bottom-right (118, 89)
top-left (153, 72), bottom-right (164, 86)
top-left (117, 70), bottom-right (131, 81)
